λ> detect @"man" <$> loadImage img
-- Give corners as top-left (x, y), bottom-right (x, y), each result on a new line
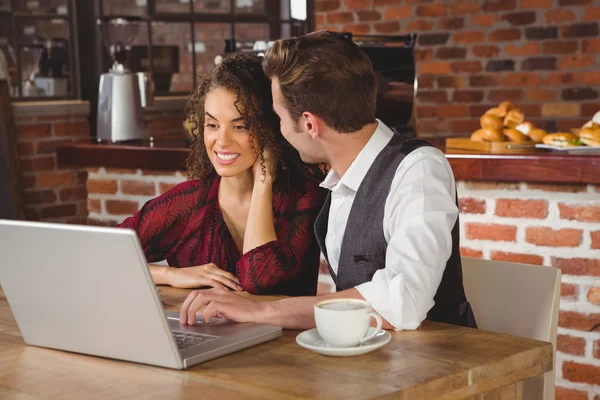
top-left (179, 31), bottom-right (476, 331)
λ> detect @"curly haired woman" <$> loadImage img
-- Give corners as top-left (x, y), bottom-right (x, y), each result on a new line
top-left (118, 53), bottom-right (326, 296)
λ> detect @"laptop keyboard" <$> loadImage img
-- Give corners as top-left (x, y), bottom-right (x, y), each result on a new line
top-left (172, 331), bottom-right (219, 351)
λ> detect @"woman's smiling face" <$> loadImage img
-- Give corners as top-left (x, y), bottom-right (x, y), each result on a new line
top-left (203, 87), bottom-right (258, 177)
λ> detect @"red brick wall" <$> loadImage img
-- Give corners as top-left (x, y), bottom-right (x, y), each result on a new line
top-left (314, 0), bottom-right (600, 140)
top-left (85, 167), bottom-right (187, 226)
top-left (457, 180), bottom-right (600, 398)
top-left (13, 103), bottom-right (91, 224)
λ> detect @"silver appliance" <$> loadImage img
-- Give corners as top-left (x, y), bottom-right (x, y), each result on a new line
top-left (0, 219), bottom-right (282, 370)
top-left (96, 17), bottom-right (154, 142)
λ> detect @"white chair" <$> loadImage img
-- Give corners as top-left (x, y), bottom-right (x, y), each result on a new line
top-left (461, 257), bottom-right (561, 400)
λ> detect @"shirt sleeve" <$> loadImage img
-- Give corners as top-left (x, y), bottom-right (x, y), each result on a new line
top-left (355, 147), bottom-right (458, 330)
top-left (236, 181), bottom-right (326, 295)
top-left (118, 180), bottom-right (201, 263)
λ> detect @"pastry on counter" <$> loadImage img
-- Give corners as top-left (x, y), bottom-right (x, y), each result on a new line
top-left (584, 111), bottom-right (600, 126)
top-left (581, 112), bottom-right (600, 129)
top-left (503, 129), bottom-right (528, 142)
top-left (483, 101), bottom-right (515, 119)
top-left (527, 129), bottom-right (548, 142)
top-left (542, 133), bottom-right (581, 148)
top-left (515, 122), bottom-right (534, 135)
top-left (480, 114), bottom-right (504, 130)
top-left (498, 101), bottom-right (515, 116)
top-left (579, 126), bottom-right (600, 147)
top-left (581, 121), bottom-right (599, 131)
top-left (470, 101), bottom-right (545, 143)
top-left (503, 109), bottom-right (525, 129)
top-left (484, 107), bottom-right (506, 118)
top-left (471, 128), bottom-right (504, 142)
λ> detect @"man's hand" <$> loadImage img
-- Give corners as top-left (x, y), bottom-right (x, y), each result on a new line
top-left (167, 264), bottom-right (242, 291)
top-left (179, 288), bottom-right (266, 325)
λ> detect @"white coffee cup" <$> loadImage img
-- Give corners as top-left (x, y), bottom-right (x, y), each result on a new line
top-left (314, 298), bottom-right (383, 348)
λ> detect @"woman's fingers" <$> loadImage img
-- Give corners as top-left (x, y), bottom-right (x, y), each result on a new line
top-left (206, 274), bottom-right (241, 291)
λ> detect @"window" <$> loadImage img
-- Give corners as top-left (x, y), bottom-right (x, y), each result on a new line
top-left (0, 0), bottom-right (79, 99)
top-left (97, 0), bottom-right (312, 96)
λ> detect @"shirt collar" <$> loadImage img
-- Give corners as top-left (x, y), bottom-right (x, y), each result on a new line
top-left (320, 119), bottom-right (394, 192)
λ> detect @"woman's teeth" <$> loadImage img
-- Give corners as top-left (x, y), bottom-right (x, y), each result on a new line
top-left (216, 152), bottom-right (240, 161)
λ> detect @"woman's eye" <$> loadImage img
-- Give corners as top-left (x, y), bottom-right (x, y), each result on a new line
top-left (234, 125), bottom-right (248, 131)
top-left (205, 123), bottom-right (218, 129)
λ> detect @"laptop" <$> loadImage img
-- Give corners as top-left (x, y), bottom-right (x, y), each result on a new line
top-left (0, 219), bottom-right (282, 369)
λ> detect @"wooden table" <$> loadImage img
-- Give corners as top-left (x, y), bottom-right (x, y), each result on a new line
top-left (0, 286), bottom-right (552, 400)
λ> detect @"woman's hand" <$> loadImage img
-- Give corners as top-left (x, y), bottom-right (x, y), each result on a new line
top-left (166, 263), bottom-right (243, 291)
top-left (252, 146), bottom-right (277, 184)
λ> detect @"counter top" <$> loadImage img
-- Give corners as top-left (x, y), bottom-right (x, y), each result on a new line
top-left (56, 140), bottom-right (600, 184)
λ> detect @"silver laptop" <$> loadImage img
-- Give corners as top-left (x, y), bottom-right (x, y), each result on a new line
top-left (0, 219), bottom-right (282, 369)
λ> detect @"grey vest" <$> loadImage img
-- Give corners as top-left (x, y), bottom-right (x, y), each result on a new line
top-left (315, 128), bottom-right (476, 328)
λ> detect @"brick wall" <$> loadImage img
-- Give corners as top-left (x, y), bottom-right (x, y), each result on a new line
top-left (86, 167), bottom-right (187, 226)
top-left (457, 180), bottom-right (600, 398)
top-left (314, 0), bottom-right (600, 140)
top-left (13, 102), bottom-right (91, 224)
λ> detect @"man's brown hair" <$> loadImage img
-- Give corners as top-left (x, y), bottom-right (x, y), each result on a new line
top-left (263, 30), bottom-right (377, 133)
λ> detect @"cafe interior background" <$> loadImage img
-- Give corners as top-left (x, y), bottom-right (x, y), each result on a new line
top-left (0, 0), bottom-right (599, 398)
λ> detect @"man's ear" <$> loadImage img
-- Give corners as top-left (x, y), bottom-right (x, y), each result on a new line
top-left (301, 112), bottom-right (322, 140)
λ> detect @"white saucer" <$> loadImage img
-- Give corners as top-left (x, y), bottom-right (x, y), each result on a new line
top-left (296, 328), bottom-right (391, 357)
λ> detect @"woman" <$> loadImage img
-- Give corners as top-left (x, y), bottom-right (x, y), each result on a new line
top-left (119, 53), bottom-right (326, 296)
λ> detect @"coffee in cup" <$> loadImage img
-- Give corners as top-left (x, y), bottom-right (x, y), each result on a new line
top-left (314, 298), bottom-right (383, 348)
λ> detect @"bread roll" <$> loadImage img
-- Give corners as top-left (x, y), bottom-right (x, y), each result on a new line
top-left (484, 107), bottom-right (506, 118)
top-left (503, 109), bottom-right (525, 128)
top-left (480, 114), bottom-right (504, 130)
top-left (542, 133), bottom-right (580, 147)
top-left (581, 119), bottom-right (600, 129)
top-left (582, 121), bottom-right (600, 131)
top-left (515, 122), bottom-right (535, 135)
top-left (498, 101), bottom-right (515, 115)
top-left (471, 128), bottom-right (504, 142)
top-left (503, 129), bottom-right (528, 142)
top-left (527, 128), bottom-right (547, 142)
top-left (470, 130), bottom-right (485, 142)
top-left (579, 127), bottom-right (600, 147)
top-left (583, 114), bottom-right (600, 128)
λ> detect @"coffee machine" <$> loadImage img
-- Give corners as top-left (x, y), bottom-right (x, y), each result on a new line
top-left (96, 17), bottom-right (153, 142)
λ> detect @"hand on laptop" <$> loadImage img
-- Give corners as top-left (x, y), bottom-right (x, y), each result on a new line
top-left (167, 264), bottom-right (243, 291)
top-left (180, 288), bottom-right (265, 325)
